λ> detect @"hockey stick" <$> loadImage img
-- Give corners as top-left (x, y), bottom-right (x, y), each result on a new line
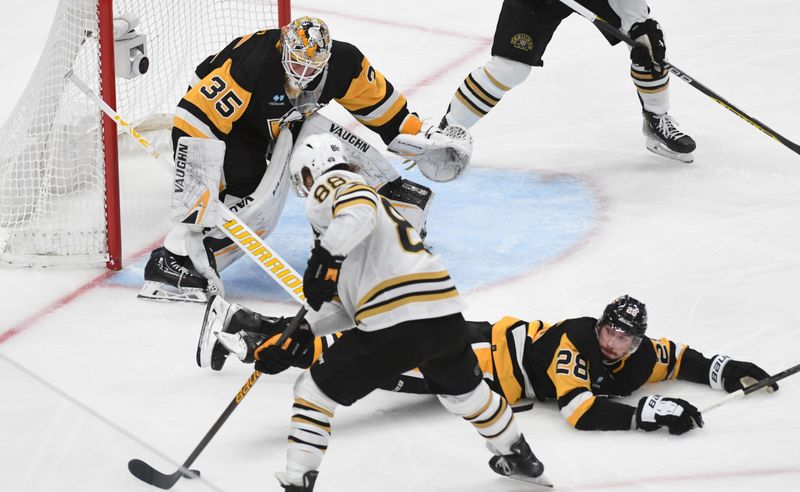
top-left (67, 70), bottom-right (306, 302)
top-left (700, 362), bottom-right (800, 414)
top-left (557, 0), bottom-right (800, 157)
top-left (128, 305), bottom-right (309, 489)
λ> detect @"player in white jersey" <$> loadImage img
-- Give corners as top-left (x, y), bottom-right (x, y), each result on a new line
top-left (204, 133), bottom-right (551, 491)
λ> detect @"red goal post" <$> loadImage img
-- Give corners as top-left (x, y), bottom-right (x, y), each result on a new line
top-left (0, 0), bottom-right (291, 270)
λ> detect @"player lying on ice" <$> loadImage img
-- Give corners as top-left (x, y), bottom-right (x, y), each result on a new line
top-left (196, 133), bottom-right (550, 491)
top-left (139, 15), bottom-right (471, 303)
top-left (200, 293), bottom-right (777, 435)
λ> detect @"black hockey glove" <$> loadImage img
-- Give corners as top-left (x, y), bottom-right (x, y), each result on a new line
top-left (628, 19), bottom-right (666, 75)
top-left (252, 321), bottom-right (314, 375)
top-left (635, 395), bottom-right (703, 435)
top-left (711, 356), bottom-right (778, 393)
top-left (303, 244), bottom-right (344, 311)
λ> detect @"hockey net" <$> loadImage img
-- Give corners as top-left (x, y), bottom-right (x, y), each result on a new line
top-left (0, 0), bottom-right (288, 269)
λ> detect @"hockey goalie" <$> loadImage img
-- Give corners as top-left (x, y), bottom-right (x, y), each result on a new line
top-left (138, 16), bottom-right (472, 302)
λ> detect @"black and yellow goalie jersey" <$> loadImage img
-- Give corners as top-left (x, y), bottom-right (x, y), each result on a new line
top-left (171, 30), bottom-right (422, 191)
top-left (461, 316), bottom-right (719, 431)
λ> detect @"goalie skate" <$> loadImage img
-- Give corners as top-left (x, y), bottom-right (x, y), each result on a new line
top-left (138, 281), bottom-right (208, 303)
top-left (642, 111), bottom-right (695, 164)
top-left (138, 247), bottom-right (213, 303)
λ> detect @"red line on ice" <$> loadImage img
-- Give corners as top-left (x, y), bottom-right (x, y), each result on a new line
top-left (0, 240), bottom-right (161, 345)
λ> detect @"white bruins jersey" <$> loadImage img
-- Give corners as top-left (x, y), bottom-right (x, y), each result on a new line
top-left (305, 169), bottom-right (465, 332)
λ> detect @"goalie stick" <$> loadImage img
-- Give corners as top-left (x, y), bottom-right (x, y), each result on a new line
top-left (128, 306), bottom-right (309, 489)
top-left (557, 0), bottom-right (800, 158)
top-left (701, 361), bottom-right (800, 414)
top-left (67, 70), bottom-right (306, 302)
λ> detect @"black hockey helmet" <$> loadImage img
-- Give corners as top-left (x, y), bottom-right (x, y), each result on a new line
top-left (599, 295), bottom-right (647, 337)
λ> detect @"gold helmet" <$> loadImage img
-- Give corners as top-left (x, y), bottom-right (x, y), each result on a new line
top-left (280, 16), bottom-right (332, 89)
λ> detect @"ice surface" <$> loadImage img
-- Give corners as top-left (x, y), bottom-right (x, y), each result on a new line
top-left (2, 1), bottom-right (799, 491)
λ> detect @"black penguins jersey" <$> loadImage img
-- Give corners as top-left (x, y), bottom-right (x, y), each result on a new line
top-left (172, 29), bottom-right (421, 149)
top-left (467, 316), bottom-right (717, 431)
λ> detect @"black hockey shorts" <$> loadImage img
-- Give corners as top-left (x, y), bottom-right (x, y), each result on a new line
top-left (309, 313), bottom-right (484, 406)
top-left (491, 0), bottom-right (623, 67)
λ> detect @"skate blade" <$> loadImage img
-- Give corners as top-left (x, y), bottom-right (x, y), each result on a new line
top-left (508, 471), bottom-right (554, 488)
top-left (138, 281), bottom-right (208, 303)
top-left (645, 139), bottom-right (694, 163)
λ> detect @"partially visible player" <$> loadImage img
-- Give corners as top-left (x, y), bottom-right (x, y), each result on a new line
top-left (204, 133), bottom-right (550, 491)
top-left (202, 295), bottom-right (777, 435)
top-left (437, 0), bottom-right (696, 165)
top-left (139, 16), bottom-right (470, 303)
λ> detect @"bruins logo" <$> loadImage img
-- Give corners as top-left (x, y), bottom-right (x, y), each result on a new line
top-left (510, 33), bottom-right (534, 51)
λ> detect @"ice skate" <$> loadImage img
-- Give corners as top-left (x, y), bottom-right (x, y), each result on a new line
top-left (197, 295), bottom-right (240, 370)
top-left (197, 295), bottom-right (285, 370)
top-left (642, 110), bottom-right (696, 163)
top-left (489, 435), bottom-right (552, 487)
top-left (138, 247), bottom-right (215, 303)
top-left (275, 470), bottom-right (319, 491)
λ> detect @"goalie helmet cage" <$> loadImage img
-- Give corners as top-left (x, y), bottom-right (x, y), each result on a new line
top-left (0, 0), bottom-right (291, 270)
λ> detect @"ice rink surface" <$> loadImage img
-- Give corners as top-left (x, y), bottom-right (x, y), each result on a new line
top-left (2, 1), bottom-right (799, 491)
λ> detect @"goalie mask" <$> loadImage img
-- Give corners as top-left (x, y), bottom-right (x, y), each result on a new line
top-left (281, 16), bottom-right (332, 90)
top-left (289, 133), bottom-right (349, 197)
top-left (596, 295), bottom-right (648, 362)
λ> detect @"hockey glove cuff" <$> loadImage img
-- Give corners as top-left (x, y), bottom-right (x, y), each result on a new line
top-left (628, 19), bottom-right (666, 75)
top-left (710, 355), bottom-right (778, 393)
top-left (303, 245), bottom-right (344, 311)
top-left (253, 324), bottom-right (314, 375)
top-left (636, 395), bottom-right (703, 435)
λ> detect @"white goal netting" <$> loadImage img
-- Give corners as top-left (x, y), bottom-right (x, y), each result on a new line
top-left (0, 0), bottom-right (280, 266)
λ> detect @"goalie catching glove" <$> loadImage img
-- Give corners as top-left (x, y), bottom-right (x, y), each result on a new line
top-left (215, 317), bottom-right (314, 375)
top-left (635, 395), bottom-right (703, 435)
top-left (387, 123), bottom-right (473, 182)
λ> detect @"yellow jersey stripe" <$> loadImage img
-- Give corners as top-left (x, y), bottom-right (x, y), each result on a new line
top-left (355, 288), bottom-right (459, 324)
top-left (355, 94), bottom-right (407, 127)
top-left (338, 57), bottom-right (389, 111)
top-left (172, 116), bottom-right (210, 139)
top-left (357, 270), bottom-right (452, 308)
top-left (564, 392), bottom-right (595, 427)
top-left (492, 317), bottom-right (525, 404)
top-left (333, 197), bottom-right (377, 217)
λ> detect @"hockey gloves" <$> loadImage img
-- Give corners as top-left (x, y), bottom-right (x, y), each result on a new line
top-left (303, 244), bottom-right (344, 311)
top-left (710, 355), bottom-right (779, 393)
top-left (253, 320), bottom-right (314, 375)
top-left (628, 19), bottom-right (666, 76)
top-left (635, 395), bottom-right (703, 435)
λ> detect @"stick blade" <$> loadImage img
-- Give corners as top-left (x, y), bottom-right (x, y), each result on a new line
top-left (128, 459), bottom-right (181, 489)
